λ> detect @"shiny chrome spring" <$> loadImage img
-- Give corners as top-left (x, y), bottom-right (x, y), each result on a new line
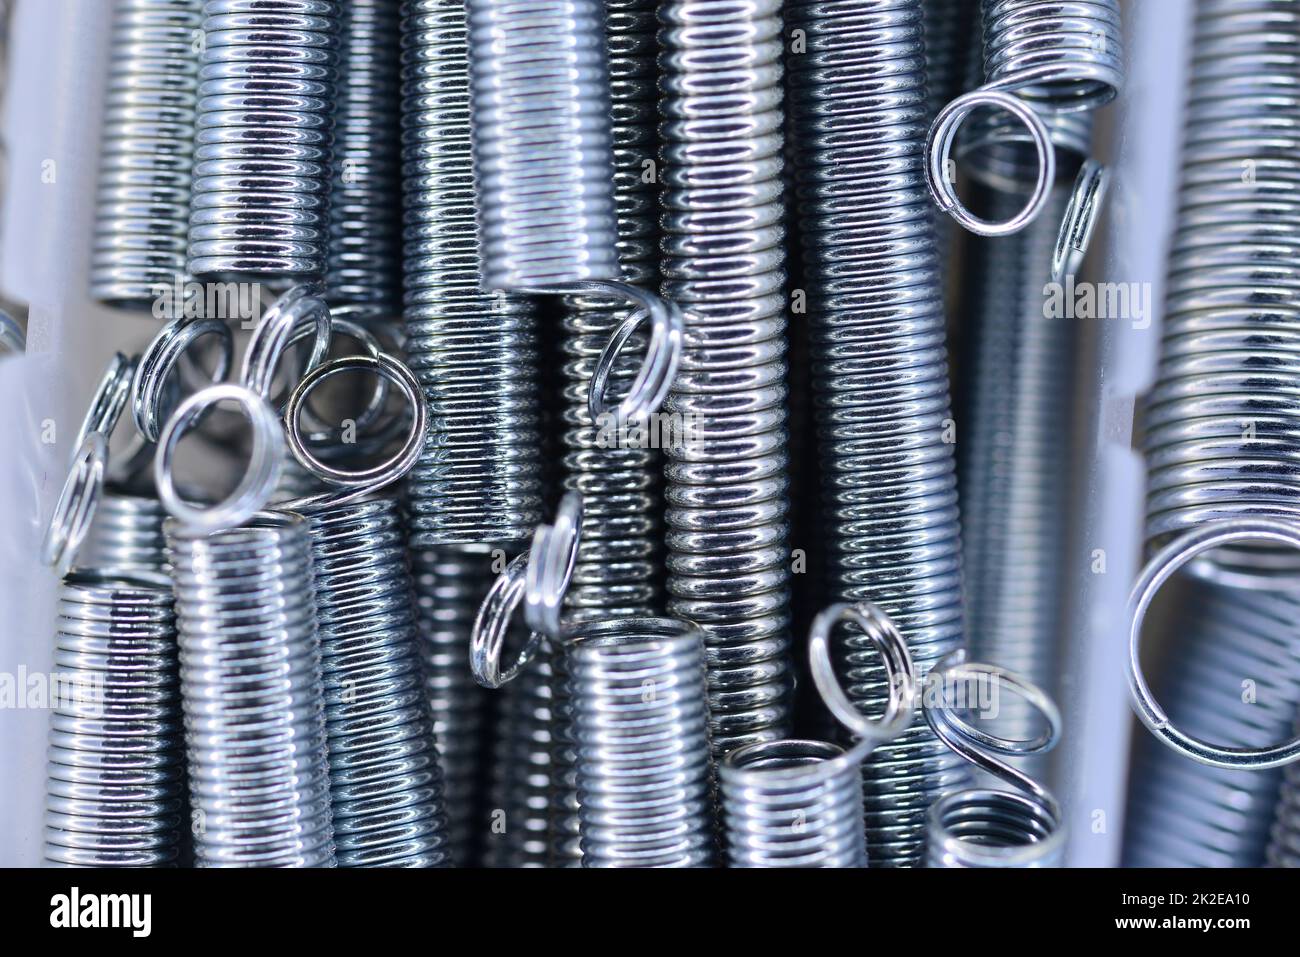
top-left (921, 0), bottom-right (976, 119)
top-left (45, 570), bottom-right (186, 867)
top-left (328, 0), bottom-right (402, 316)
top-left (657, 0), bottom-right (794, 758)
top-left (464, 0), bottom-right (619, 290)
top-left (720, 740), bottom-right (866, 868)
top-left (400, 0), bottom-right (543, 547)
top-left (1270, 736), bottom-right (1300, 867)
top-left (1123, 582), bottom-right (1300, 868)
top-left (567, 617), bottom-right (715, 867)
top-left (305, 497), bottom-right (450, 866)
top-left (91, 0), bottom-right (203, 310)
top-left (1141, 0), bottom-right (1300, 585)
top-left (187, 0), bottom-right (342, 282)
top-left (410, 546), bottom-right (493, 864)
top-left (167, 512), bottom-right (335, 866)
top-left (547, 643), bottom-right (582, 865)
top-left (926, 788), bottom-right (1063, 868)
top-left (785, 0), bottom-right (969, 866)
top-left (80, 490), bottom-right (170, 574)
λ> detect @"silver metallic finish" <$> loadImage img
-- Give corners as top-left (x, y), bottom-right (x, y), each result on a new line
top-left (187, 0), bottom-right (341, 281)
top-left (400, 0), bottom-right (542, 547)
top-left (92, 0), bottom-right (203, 309)
top-left (1270, 725), bottom-right (1300, 867)
top-left (657, 0), bottom-right (794, 758)
top-left (81, 492), bottom-right (170, 574)
top-left (785, 0), bottom-right (969, 866)
top-left (567, 617), bottom-right (716, 868)
top-left (44, 571), bottom-right (185, 867)
top-left (167, 512), bottom-right (335, 866)
top-left (304, 497), bottom-right (451, 866)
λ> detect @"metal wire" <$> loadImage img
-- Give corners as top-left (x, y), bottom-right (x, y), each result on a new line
top-left (304, 496), bottom-right (450, 866)
top-left (91, 0), bottom-right (203, 310)
top-left (657, 0), bottom-right (795, 759)
top-left (566, 617), bottom-right (715, 867)
top-left (926, 788), bottom-right (1063, 867)
top-left (187, 0), bottom-right (342, 282)
top-left (1270, 730), bottom-right (1300, 866)
top-left (167, 512), bottom-right (335, 866)
top-left (1124, 582), bottom-right (1300, 868)
top-left (400, 0), bottom-right (543, 548)
top-left (45, 570), bottom-right (186, 867)
top-left (80, 490), bottom-right (170, 574)
top-left (785, 0), bottom-right (969, 866)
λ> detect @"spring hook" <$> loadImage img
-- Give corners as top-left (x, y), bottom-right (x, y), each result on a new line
top-left (1051, 158), bottom-right (1107, 282)
top-left (133, 316), bottom-right (234, 443)
top-left (721, 602), bottom-right (917, 868)
top-left (922, 649), bottom-right (1065, 868)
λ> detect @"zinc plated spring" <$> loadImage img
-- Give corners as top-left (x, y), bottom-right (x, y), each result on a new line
top-left (657, 0), bottom-right (795, 757)
top-left (400, 0), bottom-right (542, 548)
top-left (91, 0), bottom-right (203, 310)
top-left (81, 490), bottom-right (170, 574)
top-left (187, 0), bottom-right (342, 282)
top-left (167, 512), bottom-right (335, 866)
top-left (923, 651), bottom-right (1065, 868)
top-left (1123, 582), bottom-right (1300, 867)
top-left (1271, 735), bottom-right (1300, 867)
top-left (721, 602), bottom-right (917, 868)
top-left (785, 0), bottom-right (969, 866)
top-left (44, 570), bottom-right (186, 867)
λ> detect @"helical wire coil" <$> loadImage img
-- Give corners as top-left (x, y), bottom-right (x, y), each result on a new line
top-left (80, 491), bottom-right (170, 575)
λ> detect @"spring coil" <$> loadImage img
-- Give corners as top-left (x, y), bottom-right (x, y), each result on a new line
top-left (464, 0), bottom-right (619, 290)
top-left (305, 497), bottom-right (450, 866)
top-left (80, 490), bottom-right (170, 574)
top-left (567, 617), bottom-right (715, 867)
top-left (187, 0), bottom-right (342, 282)
top-left (328, 0), bottom-right (402, 316)
top-left (1271, 740), bottom-right (1300, 867)
top-left (926, 789), bottom-right (1063, 867)
top-left (921, 0), bottom-right (976, 120)
top-left (400, 0), bottom-right (543, 547)
top-left (657, 0), bottom-right (795, 758)
top-left (1141, 0), bottom-right (1300, 585)
top-left (1123, 582), bottom-right (1300, 867)
top-left (91, 0), bottom-right (203, 310)
top-left (167, 512), bottom-right (335, 866)
top-left (45, 571), bottom-right (186, 866)
top-left (410, 546), bottom-right (493, 864)
top-left (785, 0), bottom-right (969, 865)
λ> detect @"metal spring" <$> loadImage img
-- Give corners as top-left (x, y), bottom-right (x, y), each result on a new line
top-left (187, 0), bottom-right (342, 282)
top-left (785, 0), bottom-right (969, 866)
top-left (1270, 736), bottom-right (1300, 867)
top-left (304, 496), bottom-right (450, 866)
top-left (657, 0), bottom-right (795, 758)
top-left (1140, 0), bottom-right (1300, 586)
top-left (167, 512), bottom-right (335, 866)
top-left (410, 546), bottom-right (493, 864)
top-left (1123, 582), bottom-right (1300, 867)
top-left (921, 0), bottom-right (976, 119)
top-left (80, 490), bottom-right (170, 574)
top-left (45, 570), bottom-right (186, 867)
top-left (91, 0), bottom-right (203, 310)
top-left (328, 0), bottom-right (402, 316)
top-left (400, 0), bottom-right (543, 547)
top-left (567, 617), bottom-right (715, 867)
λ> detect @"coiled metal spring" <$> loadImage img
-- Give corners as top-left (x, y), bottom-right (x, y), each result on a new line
top-left (567, 617), bottom-right (715, 867)
top-left (81, 490), bottom-right (170, 574)
top-left (328, 0), bottom-right (401, 317)
top-left (785, 0), bottom-right (969, 866)
top-left (45, 570), bottom-right (186, 867)
top-left (305, 496), bottom-right (450, 867)
top-left (91, 0), bottom-right (203, 310)
top-left (1270, 735), bottom-right (1300, 867)
top-left (400, 0), bottom-right (542, 548)
top-left (187, 0), bottom-right (342, 282)
top-left (657, 0), bottom-right (794, 758)
top-left (167, 512), bottom-right (335, 866)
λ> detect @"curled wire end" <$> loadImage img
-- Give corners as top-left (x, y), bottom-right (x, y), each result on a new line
top-left (42, 431), bottom-right (107, 576)
top-left (1127, 518), bottom-right (1300, 770)
top-left (239, 282), bottom-right (332, 406)
top-left (925, 89), bottom-right (1057, 237)
top-left (579, 280), bottom-right (684, 425)
top-left (75, 352), bottom-right (135, 457)
top-left (133, 316), bottom-right (233, 443)
top-left (1051, 159), bottom-right (1108, 283)
top-left (469, 491), bottom-right (585, 690)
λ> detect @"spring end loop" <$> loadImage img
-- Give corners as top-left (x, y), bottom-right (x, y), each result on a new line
top-left (133, 316), bottom-right (233, 443)
top-left (42, 431), bottom-right (107, 576)
top-left (1051, 159), bottom-right (1108, 283)
top-left (581, 281), bottom-right (684, 425)
top-left (238, 282), bottom-right (332, 407)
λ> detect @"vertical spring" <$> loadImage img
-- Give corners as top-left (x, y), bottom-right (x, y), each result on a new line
top-left (1270, 736), bottom-right (1300, 867)
top-left (567, 617), bottom-right (715, 867)
top-left (921, 0), bottom-right (976, 119)
top-left (400, 0), bottom-right (543, 547)
top-left (91, 0), bottom-right (203, 310)
top-left (1140, 0), bottom-right (1300, 585)
top-left (45, 571), bottom-right (186, 866)
top-left (327, 0), bottom-right (402, 317)
top-left (80, 491), bottom-right (170, 574)
top-left (305, 497), bottom-right (450, 866)
top-left (167, 512), bottom-right (335, 866)
top-left (785, 0), bottom-right (969, 865)
top-left (187, 0), bottom-right (342, 282)
top-left (1123, 583), bottom-right (1300, 867)
top-left (657, 0), bottom-right (795, 758)
top-left (925, 788), bottom-right (1064, 868)
top-left (548, 641), bottom-right (583, 865)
